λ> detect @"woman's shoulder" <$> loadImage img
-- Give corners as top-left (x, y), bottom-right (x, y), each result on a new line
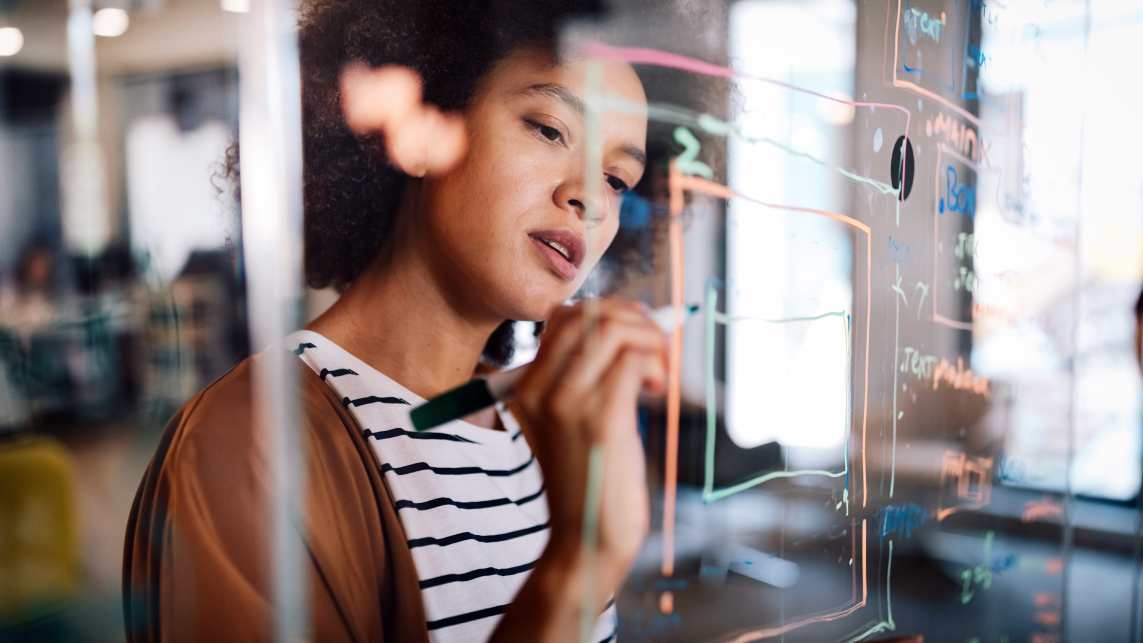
top-left (125, 352), bottom-right (431, 642)
top-left (158, 350), bottom-right (362, 482)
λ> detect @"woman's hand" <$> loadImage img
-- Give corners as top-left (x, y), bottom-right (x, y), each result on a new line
top-left (496, 299), bottom-right (666, 641)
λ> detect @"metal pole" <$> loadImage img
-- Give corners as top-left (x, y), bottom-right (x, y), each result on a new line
top-left (237, 1), bottom-right (307, 641)
top-left (63, 0), bottom-right (109, 257)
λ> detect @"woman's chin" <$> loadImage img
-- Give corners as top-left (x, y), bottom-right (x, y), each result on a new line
top-left (507, 301), bottom-right (565, 323)
top-left (497, 281), bottom-right (571, 322)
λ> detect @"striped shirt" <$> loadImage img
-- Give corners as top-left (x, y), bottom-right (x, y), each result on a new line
top-left (287, 331), bottom-right (617, 643)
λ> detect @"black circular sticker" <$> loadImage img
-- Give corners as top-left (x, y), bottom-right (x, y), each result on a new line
top-left (890, 135), bottom-right (915, 201)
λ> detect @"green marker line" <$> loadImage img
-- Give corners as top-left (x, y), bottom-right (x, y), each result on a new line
top-left (583, 63), bottom-right (604, 228)
top-left (714, 310), bottom-right (848, 325)
top-left (894, 137), bottom-right (906, 226)
top-left (702, 288), bottom-right (854, 503)
top-left (705, 468), bottom-right (848, 503)
top-left (890, 275), bottom-right (908, 307)
top-left (703, 288), bottom-right (718, 502)
top-left (579, 444), bottom-right (606, 643)
top-left (672, 126), bottom-right (714, 179)
top-left (579, 62), bottom-right (603, 643)
top-left (888, 539), bottom-right (895, 627)
top-left (890, 265), bottom-right (900, 498)
top-left (592, 95), bottom-right (900, 198)
top-left (746, 134), bottom-right (898, 198)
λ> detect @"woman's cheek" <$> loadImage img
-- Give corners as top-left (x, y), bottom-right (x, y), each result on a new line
top-left (590, 217), bottom-right (621, 262)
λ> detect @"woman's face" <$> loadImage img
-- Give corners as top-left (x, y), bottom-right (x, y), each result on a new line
top-left (415, 49), bottom-right (648, 323)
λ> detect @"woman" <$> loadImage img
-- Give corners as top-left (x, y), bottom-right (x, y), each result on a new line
top-left (123, 0), bottom-right (666, 641)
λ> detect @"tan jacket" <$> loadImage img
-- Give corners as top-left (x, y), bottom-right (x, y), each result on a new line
top-left (123, 352), bottom-right (431, 642)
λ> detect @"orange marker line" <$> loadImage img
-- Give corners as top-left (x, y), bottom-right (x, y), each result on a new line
top-left (862, 518), bottom-right (868, 601)
top-left (662, 161), bottom-right (685, 578)
top-left (718, 602), bottom-right (866, 643)
top-left (933, 314), bottom-right (974, 331)
top-left (718, 521), bottom-right (869, 643)
top-left (719, 530), bottom-right (868, 643)
top-left (675, 175), bottom-right (870, 233)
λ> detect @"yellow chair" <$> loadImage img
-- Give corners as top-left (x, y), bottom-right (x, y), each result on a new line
top-left (0, 435), bottom-right (79, 628)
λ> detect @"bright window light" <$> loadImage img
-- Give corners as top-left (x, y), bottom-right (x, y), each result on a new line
top-left (817, 90), bottom-right (857, 126)
top-left (726, 0), bottom-right (856, 451)
top-left (221, 0), bottom-right (250, 13)
top-left (0, 27), bottom-right (23, 56)
top-left (92, 8), bottom-right (129, 37)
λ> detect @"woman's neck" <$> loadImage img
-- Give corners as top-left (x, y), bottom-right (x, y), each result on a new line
top-left (307, 184), bottom-right (503, 401)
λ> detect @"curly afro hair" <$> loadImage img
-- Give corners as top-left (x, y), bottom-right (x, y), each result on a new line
top-left (291, 0), bottom-right (672, 366)
top-left (299, 0), bottom-right (608, 290)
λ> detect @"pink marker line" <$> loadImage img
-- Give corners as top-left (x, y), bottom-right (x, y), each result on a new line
top-left (582, 42), bottom-right (912, 142)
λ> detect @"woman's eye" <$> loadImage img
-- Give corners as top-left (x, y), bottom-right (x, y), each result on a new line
top-left (606, 175), bottom-right (630, 192)
top-left (527, 119), bottom-right (562, 143)
top-left (538, 124), bottom-right (561, 141)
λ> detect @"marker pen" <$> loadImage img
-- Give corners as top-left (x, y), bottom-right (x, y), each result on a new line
top-left (410, 303), bottom-right (698, 431)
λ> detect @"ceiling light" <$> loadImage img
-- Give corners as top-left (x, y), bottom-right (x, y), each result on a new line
top-left (221, 0), bottom-right (250, 13)
top-left (0, 27), bottom-right (23, 56)
top-left (92, 8), bottom-right (129, 37)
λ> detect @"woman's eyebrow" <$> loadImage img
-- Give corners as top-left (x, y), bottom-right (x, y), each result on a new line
top-left (519, 84), bottom-right (646, 167)
top-left (518, 83), bottom-right (585, 116)
top-left (621, 145), bottom-right (647, 168)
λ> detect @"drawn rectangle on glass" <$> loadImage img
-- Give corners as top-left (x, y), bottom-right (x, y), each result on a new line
top-left (901, 0), bottom-right (958, 92)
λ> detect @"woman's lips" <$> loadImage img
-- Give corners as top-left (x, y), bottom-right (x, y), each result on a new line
top-left (529, 229), bottom-right (585, 281)
top-left (530, 236), bottom-right (578, 281)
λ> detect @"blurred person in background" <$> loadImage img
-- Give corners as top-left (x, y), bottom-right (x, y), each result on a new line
top-left (1133, 288), bottom-right (1143, 642)
top-left (1, 240), bottom-right (59, 344)
top-left (124, 1), bottom-right (666, 642)
top-left (0, 239), bottom-right (80, 643)
top-left (1136, 289), bottom-right (1143, 371)
top-left (0, 240), bottom-right (69, 427)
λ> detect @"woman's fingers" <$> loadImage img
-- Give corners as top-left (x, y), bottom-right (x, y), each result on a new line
top-left (562, 318), bottom-right (665, 396)
top-left (594, 346), bottom-right (648, 421)
top-left (511, 299), bottom-right (666, 453)
top-left (592, 348), bottom-right (652, 557)
top-left (508, 300), bottom-right (656, 571)
top-left (517, 305), bottom-right (586, 389)
top-left (641, 347), bottom-right (668, 396)
top-left (523, 300), bottom-right (661, 394)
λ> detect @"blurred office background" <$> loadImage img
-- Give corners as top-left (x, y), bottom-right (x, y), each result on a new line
top-left (0, 0), bottom-right (1141, 642)
top-left (0, 1), bottom-right (250, 640)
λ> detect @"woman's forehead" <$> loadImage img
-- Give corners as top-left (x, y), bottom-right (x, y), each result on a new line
top-left (488, 49), bottom-right (647, 112)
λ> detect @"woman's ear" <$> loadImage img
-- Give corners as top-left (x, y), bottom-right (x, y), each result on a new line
top-left (341, 64), bottom-right (467, 177)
